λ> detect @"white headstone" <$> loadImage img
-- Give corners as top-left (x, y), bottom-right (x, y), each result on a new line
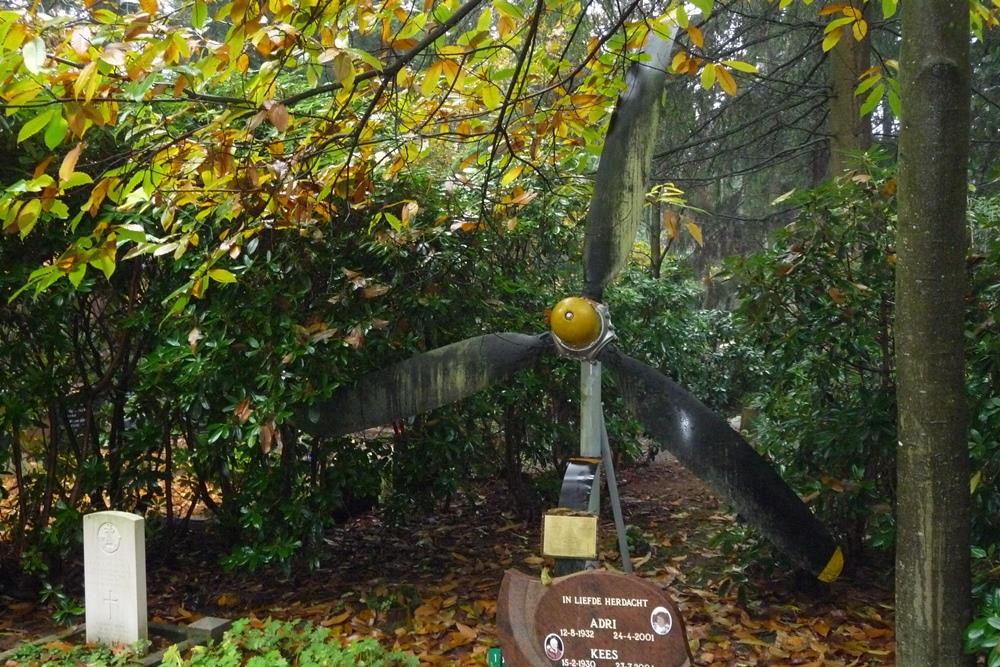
top-left (83, 511), bottom-right (147, 648)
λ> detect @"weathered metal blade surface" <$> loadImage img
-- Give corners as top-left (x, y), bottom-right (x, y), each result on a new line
top-left (601, 347), bottom-right (844, 581)
top-left (299, 333), bottom-right (550, 437)
top-left (583, 29), bottom-right (677, 300)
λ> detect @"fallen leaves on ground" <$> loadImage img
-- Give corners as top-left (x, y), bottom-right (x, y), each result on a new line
top-left (2, 453), bottom-right (895, 665)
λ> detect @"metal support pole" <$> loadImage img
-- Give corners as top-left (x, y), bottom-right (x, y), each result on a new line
top-left (580, 360), bottom-right (602, 515)
top-left (601, 413), bottom-right (632, 573)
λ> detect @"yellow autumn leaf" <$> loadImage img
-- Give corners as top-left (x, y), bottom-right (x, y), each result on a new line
top-left (421, 60), bottom-right (443, 97)
top-left (501, 164), bottom-right (524, 186)
top-left (671, 50), bottom-right (688, 73)
top-left (818, 3), bottom-right (848, 14)
top-left (822, 26), bottom-right (844, 52)
top-left (687, 25), bottom-right (704, 48)
top-left (72, 61), bottom-right (98, 99)
top-left (208, 268), bottom-right (237, 283)
top-left (685, 221), bottom-right (704, 247)
top-left (663, 211), bottom-right (679, 240)
top-left (852, 18), bottom-right (868, 40)
top-left (483, 84), bottom-right (502, 108)
top-left (723, 59), bottom-right (758, 74)
top-left (715, 64), bottom-right (737, 96)
top-left (440, 59), bottom-right (461, 86)
top-left (59, 142), bottom-right (84, 183)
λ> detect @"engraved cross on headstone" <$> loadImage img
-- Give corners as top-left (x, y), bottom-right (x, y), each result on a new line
top-left (104, 589), bottom-right (119, 621)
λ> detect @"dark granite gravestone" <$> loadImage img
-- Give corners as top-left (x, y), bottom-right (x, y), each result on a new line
top-left (497, 570), bottom-right (692, 667)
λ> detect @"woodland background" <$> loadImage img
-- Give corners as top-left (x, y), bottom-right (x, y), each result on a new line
top-left (0, 0), bottom-right (998, 661)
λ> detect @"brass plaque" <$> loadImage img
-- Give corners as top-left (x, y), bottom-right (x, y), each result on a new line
top-left (541, 513), bottom-right (598, 559)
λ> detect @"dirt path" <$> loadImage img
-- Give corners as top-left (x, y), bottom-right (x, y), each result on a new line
top-left (0, 456), bottom-right (895, 665)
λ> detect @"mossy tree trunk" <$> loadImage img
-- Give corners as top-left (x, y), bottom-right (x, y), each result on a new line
top-left (894, 0), bottom-right (972, 663)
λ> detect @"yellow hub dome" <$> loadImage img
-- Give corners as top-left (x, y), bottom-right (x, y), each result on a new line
top-left (551, 297), bottom-right (602, 349)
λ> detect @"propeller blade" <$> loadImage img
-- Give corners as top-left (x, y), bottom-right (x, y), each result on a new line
top-left (583, 29), bottom-right (677, 300)
top-left (601, 348), bottom-right (844, 581)
top-left (298, 333), bottom-right (551, 438)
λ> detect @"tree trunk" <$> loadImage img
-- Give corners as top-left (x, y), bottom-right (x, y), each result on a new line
top-left (648, 202), bottom-right (661, 279)
top-left (828, 6), bottom-right (872, 175)
top-left (894, 0), bottom-right (972, 663)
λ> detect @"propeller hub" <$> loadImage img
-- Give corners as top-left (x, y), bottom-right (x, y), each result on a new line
top-left (550, 296), bottom-right (616, 359)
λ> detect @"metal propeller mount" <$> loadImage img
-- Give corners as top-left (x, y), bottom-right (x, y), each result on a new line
top-left (297, 28), bottom-right (844, 583)
top-left (549, 297), bottom-right (616, 360)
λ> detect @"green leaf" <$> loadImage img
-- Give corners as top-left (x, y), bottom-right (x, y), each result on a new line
top-left (192, 0), bottom-right (208, 28)
top-left (887, 89), bottom-right (901, 117)
top-left (60, 172), bottom-right (94, 189)
top-left (854, 74), bottom-right (882, 97)
top-left (859, 83), bottom-right (884, 116)
top-left (689, 0), bottom-right (714, 17)
top-left (700, 62), bottom-right (716, 90)
top-left (675, 4), bottom-right (689, 28)
top-left (21, 36), bottom-right (45, 74)
top-left (723, 59), bottom-right (758, 74)
top-left (17, 109), bottom-right (54, 144)
top-left (44, 112), bottom-right (68, 149)
top-left (494, 0), bottom-right (525, 19)
top-left (68, 262), bottom-right (87, 288)
top-left (208, 268), bottom-right (237, 283)
top-left (825, 16), bottom-right (855, 33)
top-left (882, 0), bottom-right (897, 18)
top-left (48, 200), bottom-right (69, 219)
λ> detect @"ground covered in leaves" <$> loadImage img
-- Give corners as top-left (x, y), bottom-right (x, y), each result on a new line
top-left (1, 455), bottom-right (895, 665)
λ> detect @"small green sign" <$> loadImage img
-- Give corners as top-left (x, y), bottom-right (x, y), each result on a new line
top-left (487, 646), bottom-right (505, 666)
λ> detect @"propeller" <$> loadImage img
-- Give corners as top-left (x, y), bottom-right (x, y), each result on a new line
top-left (297, 27), bottom-right (844, 582)
top-left (583, 27), bottom-right (675, 301)
top-left (600, 347), bottom-right (843, 580)
top-left (300, 333), bottom-right (550, 438)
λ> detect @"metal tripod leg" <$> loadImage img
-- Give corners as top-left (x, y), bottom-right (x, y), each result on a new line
top-left (601, 411), bottom-right (632, 573)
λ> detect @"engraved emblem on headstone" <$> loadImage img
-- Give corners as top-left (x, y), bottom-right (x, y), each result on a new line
top-left (98, 522), bottom-right (121, 554)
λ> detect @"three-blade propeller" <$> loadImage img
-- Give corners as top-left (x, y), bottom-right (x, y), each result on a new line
top-left (299, 28), bottom-right (843, 582)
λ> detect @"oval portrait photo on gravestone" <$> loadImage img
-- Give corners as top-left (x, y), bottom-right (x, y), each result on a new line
top-left (650, 607), bottom-right (672, 636)
top-left (543, 633), bottom-right (564, 661)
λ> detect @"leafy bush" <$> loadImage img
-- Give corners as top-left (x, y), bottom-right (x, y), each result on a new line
top-left (728, 158), bottom-right (1000, 559)
top-left (965, 588), bottom-right (1000, 667)
top-left (607, 260), bottom-right (765, 413)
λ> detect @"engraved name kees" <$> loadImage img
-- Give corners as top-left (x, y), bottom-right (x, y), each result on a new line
top-left (97, 522), bottom-right (122, 555)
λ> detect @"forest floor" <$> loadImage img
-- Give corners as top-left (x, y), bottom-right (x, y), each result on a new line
top-left (0, 454), bottom-right (896, 666)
